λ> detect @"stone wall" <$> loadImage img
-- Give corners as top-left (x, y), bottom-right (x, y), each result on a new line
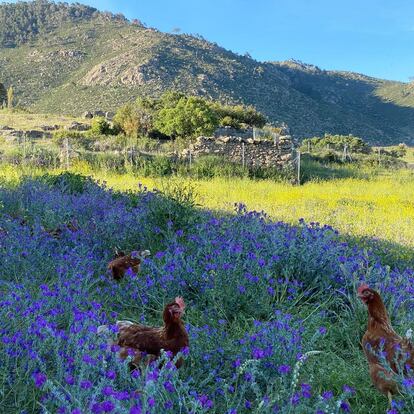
top-left (182, 134), bottom-right (295, 169)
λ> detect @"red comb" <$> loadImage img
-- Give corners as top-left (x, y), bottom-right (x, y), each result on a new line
top-left (175, 297), bottom-right (185, 310)
top-left (357, 283), bottom-right (370, 294)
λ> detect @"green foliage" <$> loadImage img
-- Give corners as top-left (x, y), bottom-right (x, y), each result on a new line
top-left (88, 117), bottom-right (112, 136)
top-left (186, 155), bottom-right (248, 179)
top-left (379, 143), bottom-right (408, 158)
top-left (0, 0), bottom-right (124, 47)
top-left (41, 171), bottom-right (95, 194)
top-left (158, 90), bottom-right (186, 109)
top-left (1, 145), bottom-right (60, 168)
top-left (219, 115), bottom-right (241, 128)
top-left (53, 129), bottom-right (95, 150)
top-left (139, 180), bottom-right (200, 249)
top-left (302, 134), bottom-right (372, 154)
top-left (155, 95), bottom-right (219, 138)
top-left (112, 92), bottom-right (267, 141)
top-left (212, 103), bottom-right (267, 128)
top-left (113, 103), bottom-right (152, 137)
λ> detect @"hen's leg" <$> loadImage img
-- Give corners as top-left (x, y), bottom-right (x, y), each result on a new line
top-left (387, 391), bottom-right (393, 408)
top-left (129, 351), bottom-right (144, 372)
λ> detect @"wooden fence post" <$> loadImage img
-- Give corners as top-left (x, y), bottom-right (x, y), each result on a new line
top-left (64, 137), bottom-right (70, 170)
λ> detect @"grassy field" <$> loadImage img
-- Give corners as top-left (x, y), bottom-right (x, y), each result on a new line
top-left (1, 165), bottom-right (414, 413)
top-left (0, 109), bottom-right (88, 130)
top-left (1, 164), bottom-right (414, 263)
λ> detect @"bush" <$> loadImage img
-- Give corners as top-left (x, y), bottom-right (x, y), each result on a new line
top-left (219, 115), bottom-right (241, 129)
top-left (53, 130), bottom-right (97, 150)
top-left (41, 171), bottom-right (96, 194)
top-left (302, 134), bottom-right (371, 154)
top-left (155, 95), bottom-right (219, 139)
top-left (88, 117), bottom-right (113, 136)
top-left (211, 103), bottom-right (267, 128)
top-left (0, 146), bottom-right (60, 168)
top-left (113, 103), bottom-right (153, 137)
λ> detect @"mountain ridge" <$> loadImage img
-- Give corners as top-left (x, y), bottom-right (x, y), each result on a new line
top-left (1, 0), bottom-right (414, 144)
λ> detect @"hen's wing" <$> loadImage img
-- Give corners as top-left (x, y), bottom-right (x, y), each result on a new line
top-left (116, 321), bottom-right (164, 355)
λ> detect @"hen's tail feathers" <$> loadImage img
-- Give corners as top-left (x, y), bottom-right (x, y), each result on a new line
top-left (116, 320), bottom-right (136, 331)
top-left (97, 324), bottom-right (110, 335)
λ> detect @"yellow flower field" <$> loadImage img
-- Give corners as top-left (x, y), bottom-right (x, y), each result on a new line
top-left (2, 164), bottom-right (414, 254)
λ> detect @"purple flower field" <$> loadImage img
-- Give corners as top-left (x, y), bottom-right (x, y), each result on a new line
top-left (0, 175), bottom-right (413, 413)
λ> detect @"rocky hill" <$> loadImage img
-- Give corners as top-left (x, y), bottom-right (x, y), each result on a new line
top-left (1, 0), bottom-right (414, 144)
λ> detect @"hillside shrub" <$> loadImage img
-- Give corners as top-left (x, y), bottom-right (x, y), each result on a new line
top-left (211, 102), bottom-right (267, 128)
top-left (41, 171), bottom-right (96, 194)
top-left (113, 103), bottom-right (153, 137)
top-left (88, 116), bottom-right (113, 136)
top-left (53, 130), bottom-right (97, 150)
top-left (302, 134), bottom-right (371, 154)
top-left (155, 96), bottom-right (219, 138)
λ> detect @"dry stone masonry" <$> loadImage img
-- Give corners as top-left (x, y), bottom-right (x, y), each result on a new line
top-left (182, 131), bottom-right (296, 170)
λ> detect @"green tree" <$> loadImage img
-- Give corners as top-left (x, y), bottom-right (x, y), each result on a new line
top-left (210, 102), bottom-right (266, 128)
top-left (155, 95), bottom-right (219, 138)
top-left (88, 117), bottom-right (112, 135)
top-left (159, 90), bottom-right (186, 109)
top-left (302, 134), bottom-right (371, 154)
top-left (114, 101), bottom-right (154, 137)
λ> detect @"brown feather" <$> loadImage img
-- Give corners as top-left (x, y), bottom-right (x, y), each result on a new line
top-left (359, 286), bottom-right (414, 396)
top-left (107, 254), bottom-right (141, 280)
top-left (115, 299), bottom-right (189, 369)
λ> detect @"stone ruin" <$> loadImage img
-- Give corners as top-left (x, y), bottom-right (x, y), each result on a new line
top-left (182, 128), bottom-right (296, 170)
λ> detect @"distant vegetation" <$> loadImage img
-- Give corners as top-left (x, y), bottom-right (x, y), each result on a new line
top-left (0, 0), bottom-right (126, 47)
top-left (1, 1), bottom-right (414, 143)
top-left (300, 134), bottom-right (408, 170)
top-left (114, 91), bottom-right (266, 140)
top-left (0, 102), bottom-right (411, 183)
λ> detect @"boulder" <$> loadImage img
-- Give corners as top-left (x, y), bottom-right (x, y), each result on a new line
top-left (65, 122), bottom-right (90, 131)
top-left (25, 130), bottom-right (44, 139)
top-left (83, 111), bottom-right (93, 119)
top-left (40, 125), bottom-right (59, 131)
top-left (93, 110), bottom-right (106, 118)
top-left (0, 125), bottom-right (13, 131)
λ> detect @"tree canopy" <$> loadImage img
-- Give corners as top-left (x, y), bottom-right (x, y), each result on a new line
top-left (113, 91), bottom-right (267, 140)
top-left (155, 96), bottom-right (219, 138)
top-left (302, 134), bottom-right (372, 154)
top-left (0, 0), bottom-right (127, 47)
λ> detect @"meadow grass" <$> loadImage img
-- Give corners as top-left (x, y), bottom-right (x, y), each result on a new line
top-left (1, 163), bottom-right (413, 263)
top-left (1, 164), bottom-right (414, 413)
top-left (0, 109), bottom-right (89, 130)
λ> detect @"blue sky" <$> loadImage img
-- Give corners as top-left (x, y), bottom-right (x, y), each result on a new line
top-left (3, 0), bottom-right (414, 81)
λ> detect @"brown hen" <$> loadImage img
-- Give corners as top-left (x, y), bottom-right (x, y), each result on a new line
top-left (358, 284), bottom-right (414, 404)
top-left (107, 249), bottom-right (150, 280)
top-left (99, 297), bottom-right (189, 370)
